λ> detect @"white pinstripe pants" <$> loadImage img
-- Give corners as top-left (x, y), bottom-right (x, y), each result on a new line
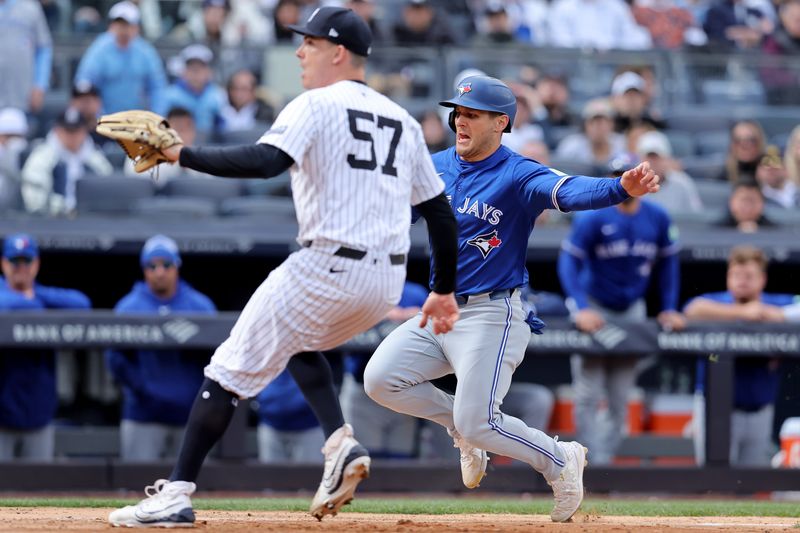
top-left (206, 247), bottom-right (405, 398)
top-left (364, 292), bottom-right (566, 481)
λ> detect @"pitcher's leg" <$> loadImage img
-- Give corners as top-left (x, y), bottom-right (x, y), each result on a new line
top-left (364, 317), bottom-right (455, 430)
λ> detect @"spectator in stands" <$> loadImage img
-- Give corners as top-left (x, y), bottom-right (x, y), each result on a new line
top-left (271, 0), bottom-right (301, 43)
top-left (755, 145), bottom-right (798, 209)
top-left (499, 0), bottom-right (550, 45)
top-left (717, 181), bottom-right (776, 232)
top-left (784, 124), bottom-right (800, 187)
top-left (169, 0), bottom-right (271, 47)
top-left (69, 81), bottom-right (108, 148)
top-left (555, 98), bottom-right (626, 168)
top-left (684, 245), bottom-right (799, 466)
top-left (635, 130), bottom-right (704, 214)
top-left (157, 44), bottom-right (225, 136)
top-left (0, 234), bottom-right (91, 461)
top-left (518, 139), bottom-right (551, 165)
top-left (703, 0), bottom-right (772, 49)
top-left (340, 281), bottom-right (427, 458)
top-left (557, 156), bottom-right (684, 465)
top-left (721, 120), bottom-right (767, 183)
top-left (74, 1), bottom-right (166, 114)
top-left (632, 0), bottom-right (707, 49)
top-left (548, 0), bottom-right (652, 49)
top-left (473, 2), bottom-right (517, 45)
top-left (0, 0), bottom-right (51, 113)
top-left (346, 0), bottom-right (386, 44)
top-left (503, 88), bottom-right (546, 153)
top-left (106, 235), bottom-right (216, 462)
top-left (610, 71), bottom-right (666, 133)
top-left (256, 369), bottom-right (324, 462)
top-left (761, 0), bottom-right (800, 104)
top-left (419, 109), bottom-right (449, 153)
top-left (21, 108), bottom-right (113, 217)
top-left (392, 0), bottom-right (455, 46)
top-left (124, 108), bottom-right (202, 182)
top-left (219, 70), bottom-right (276, 133)
top-left (533, 71), bottom-right (576, 131)
top-left (0, 108), bottom-right (29, 213)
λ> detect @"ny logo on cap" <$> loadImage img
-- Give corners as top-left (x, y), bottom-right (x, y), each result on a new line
top-left (457, 83), bottom-right (472, 97)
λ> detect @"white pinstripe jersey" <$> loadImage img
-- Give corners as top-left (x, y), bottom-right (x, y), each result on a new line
top-left (258, 80), bottom-right (444, 254)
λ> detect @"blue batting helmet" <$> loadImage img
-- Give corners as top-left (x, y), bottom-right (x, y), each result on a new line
top-left (439, 75), bottom-right (517, 133)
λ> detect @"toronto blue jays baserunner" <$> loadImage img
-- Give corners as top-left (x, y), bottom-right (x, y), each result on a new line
top-left (364, 75), bottom-right (661, 523)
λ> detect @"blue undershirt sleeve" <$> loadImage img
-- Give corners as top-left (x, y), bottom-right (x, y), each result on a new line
top-left (34, 45), bottom-right (52, 89)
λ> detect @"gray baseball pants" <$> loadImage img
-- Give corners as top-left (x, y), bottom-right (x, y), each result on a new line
top-left (364, 292), bottom-right (566, 481)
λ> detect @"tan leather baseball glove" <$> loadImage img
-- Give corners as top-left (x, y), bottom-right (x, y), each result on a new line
top-left (96, 110), bottom-right (183, 173)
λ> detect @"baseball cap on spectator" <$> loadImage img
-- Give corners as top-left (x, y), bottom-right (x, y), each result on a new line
top-left (485, 1), bottom-right (506, 15)
top-left (203, 0), bottom-right (228, 9)
top-left (72, 80), bottom-right (99, 98)
top-left (287, 6), bottom-right (373, 57)
top-left (108, 1), bottom-right (140, 24)
top-left (0, 108), bottom-right (29, 137)
top-left (140, 234), bottom-right (182, 268)
top-left (636, 130), bottom-right (672, 158)
top-left (3, 233), bottom-right (39, 260)
top-left (611, 71), bottom-right (646, 96)
top-left (581, 98), bottom-right (613, 120)
top-left (607, 152), bottom-right (640, 177)
top-left (759, 145), bottom-right (783, 167)
top-left (56, 107), bottom-right (89, 131)
top-left (407, 0), bottom-right (430, 5)
top-left (180, 44), bottom-right (213, 65)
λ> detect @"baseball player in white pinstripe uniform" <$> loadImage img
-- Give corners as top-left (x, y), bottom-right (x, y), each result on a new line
top-left (109, 7), bottom-right (460, 528)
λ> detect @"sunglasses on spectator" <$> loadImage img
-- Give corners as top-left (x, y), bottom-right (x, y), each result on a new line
top-left (7, 256), bottom-right (34, 266)
top-left (733, 136), bottom-right (759, 144)
top-left (145, 261), bottom-right (176, 270)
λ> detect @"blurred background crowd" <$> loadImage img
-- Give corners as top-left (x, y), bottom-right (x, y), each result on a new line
top-left (1, 0), bottom-right (800, 472)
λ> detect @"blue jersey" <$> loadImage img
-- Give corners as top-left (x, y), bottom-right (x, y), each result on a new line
top-left (687, 291), bottom-right (799, 410)
top-left (558, 200), bottom-right (680, 312)
top-left (0, 281), bottom-right (90, 429)
top-left (429, 145), bottom-right (630, 296)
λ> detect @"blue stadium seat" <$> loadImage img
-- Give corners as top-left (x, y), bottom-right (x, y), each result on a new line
top-left (681, 155), bottom-right (727, 182)
top-left (663, 130), bottom-right (695, 158)
top-left (132, 197), bottom-right (217, 218)
top-left (219, 196), bottom-right (296, 218)
top-left (162, 176), bottom-right (244, 201)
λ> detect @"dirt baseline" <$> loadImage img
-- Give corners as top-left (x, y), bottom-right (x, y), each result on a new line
top-left (0, 508), bottom-right (797, 532)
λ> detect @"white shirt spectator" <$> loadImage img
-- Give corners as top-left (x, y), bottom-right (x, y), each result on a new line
top-left (549, 0), bottom-right (652, 49)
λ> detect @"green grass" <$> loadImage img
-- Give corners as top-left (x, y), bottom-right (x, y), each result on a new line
top-left (0, 497), bottom-right (799, 517)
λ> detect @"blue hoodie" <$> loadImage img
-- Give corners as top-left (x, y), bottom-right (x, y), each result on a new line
top-left (0, 280), bottom-right (91, 429)
top-left (105, 280), bottom-right (216, 425)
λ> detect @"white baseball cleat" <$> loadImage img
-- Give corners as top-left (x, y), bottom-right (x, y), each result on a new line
top-left (449, 428), bottom-right (488, 489)
top-left (310, 423), bottom-right (371, 521)
top-left (108, 479), bottom-right (196, 528)
top-left (548, 440), bottom-right (588, 523)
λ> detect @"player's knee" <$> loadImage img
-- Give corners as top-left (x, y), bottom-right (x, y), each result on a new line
top-left (453, 410), bottom-right (490, 445)
top-left (362, 363), bottom-right (389, 405)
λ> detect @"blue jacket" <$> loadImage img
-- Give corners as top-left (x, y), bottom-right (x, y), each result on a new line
top-left (75, 32), bottom-right (166, 113)
top-left (0, 280), bottom-right (90, 429)
top-left (156, 79), bottom-right (224, 134)
top-left (558, 200), bottom-right (680, 312)
top-left (105, 280), bottom-right (215, 425)
top-left (687, 291), bottom-right (799, 411)
top-left (429, 145), bottom-right (630, 296)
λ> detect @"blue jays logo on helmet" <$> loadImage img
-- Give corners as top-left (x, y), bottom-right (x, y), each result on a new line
top-left (439, 75), bottom-right (516, 134)
top-left (467, 229), bottom-right (503, 259)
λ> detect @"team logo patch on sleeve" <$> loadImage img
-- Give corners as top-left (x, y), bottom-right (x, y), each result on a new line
top-left (467, 229), bottom-right (502, 259)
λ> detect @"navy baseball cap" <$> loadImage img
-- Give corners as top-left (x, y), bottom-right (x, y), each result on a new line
top-left (287, 6), bottom-right (372, 57)
top-left (140, 234), bottom-right (182, 268)
top-left (3, 233), bottom-right (39, 260)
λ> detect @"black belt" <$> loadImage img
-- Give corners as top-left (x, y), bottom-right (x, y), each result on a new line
top-left (455, 288), bottom-right (515, 306)
top-left (301, 241), bottom-right (405, 265)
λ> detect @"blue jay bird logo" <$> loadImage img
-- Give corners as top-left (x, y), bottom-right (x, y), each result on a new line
top-left (467, 229), bottom-right (502, 259)
top-left (457, 83), bottom-right (472, 97)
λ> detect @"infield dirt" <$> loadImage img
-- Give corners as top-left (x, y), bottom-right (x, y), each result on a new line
top-left (0, 507), bottom-right (797, 532)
